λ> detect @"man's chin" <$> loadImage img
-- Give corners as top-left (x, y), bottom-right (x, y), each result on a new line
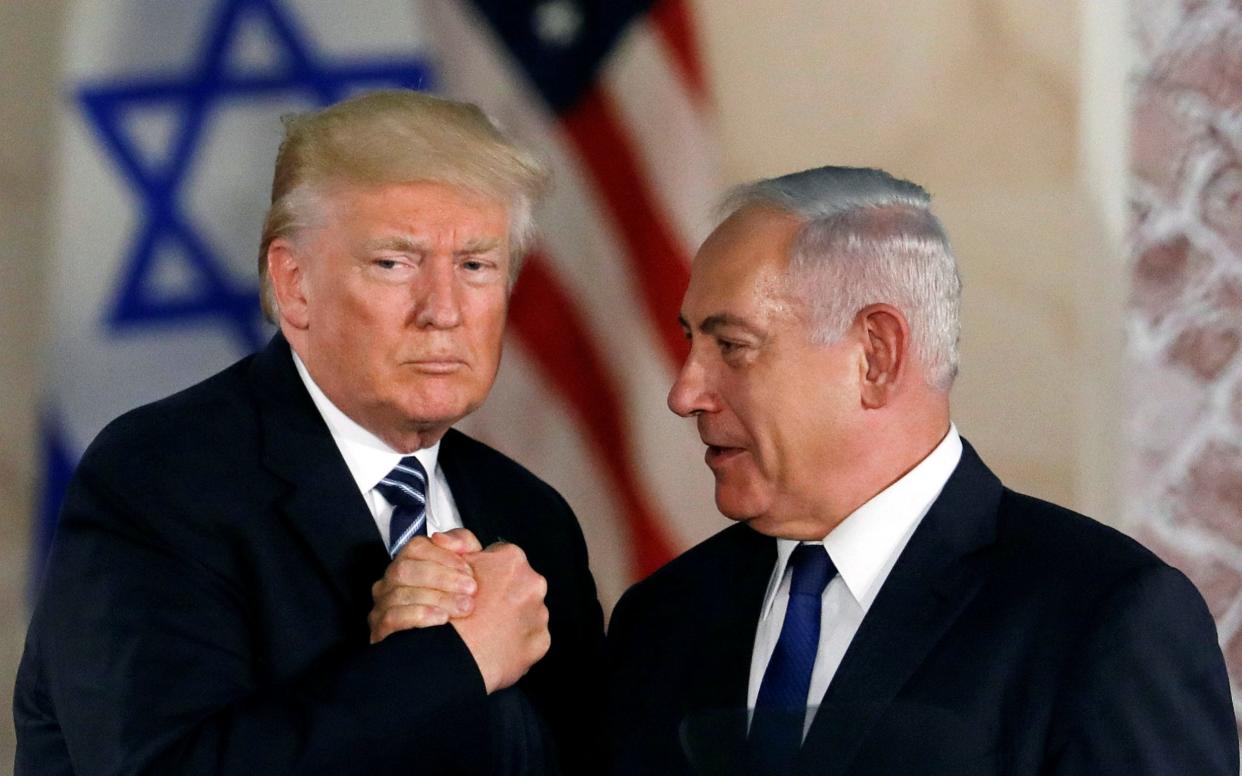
top-left (395, 393), bottom-right (485, 430)
top-left (714, 491), bottom-right (766, 526)
top-left (372, 400), bottom-right (479, 451)
top-left (715, 494), bottom-right (822, 540)
top-left (733, 513), bottom-right (787, 537)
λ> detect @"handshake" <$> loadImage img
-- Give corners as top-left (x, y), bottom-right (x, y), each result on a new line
top-left (368, 529), bottom-right (551, 694)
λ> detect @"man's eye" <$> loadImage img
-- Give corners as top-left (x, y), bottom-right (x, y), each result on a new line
top-left (374, 259), bottom-right (403, 270)
top-left (718, 339), bottom-right (742, 355)
top-left (462, 257), bottom-right (502, 273)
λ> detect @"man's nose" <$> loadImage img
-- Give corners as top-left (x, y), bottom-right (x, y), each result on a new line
top-left (414, 258), bottom-right (463, 329)
top-left (667, 353), bottom-right (715, 417)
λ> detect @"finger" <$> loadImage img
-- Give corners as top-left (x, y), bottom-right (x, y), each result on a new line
top-left (385, 558), bottom-right (477, 594)
top-left (370, 604), bottom-right (452, 643)
top-left (374, 586), bottom-right (475, 617)
top-left (430, 528), bottom-right (483, 554)
top-left (534, 626), bottom-right (551, 659)
top-left (483, 539), bottom-right (516, 554)
top-left (474, 541), bottom-right (526, 563)
top-left (394, 536), bottom-right (473, 574)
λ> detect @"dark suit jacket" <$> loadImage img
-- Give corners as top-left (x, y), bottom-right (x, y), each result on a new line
top-left (607, 441), bottom-right (1237, 775)
top-left (14, 334), bottom-right (605, 775)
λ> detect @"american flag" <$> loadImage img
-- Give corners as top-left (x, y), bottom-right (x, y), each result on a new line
top-left (433, 0), bottom-right (724, 604)
top-left (40, 0), bottom-right (722, 608)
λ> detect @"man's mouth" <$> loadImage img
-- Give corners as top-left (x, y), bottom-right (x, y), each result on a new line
top-left (705, 445), bottom-right (744, 467)
top-left (406, 359), bottom-right (466, 374)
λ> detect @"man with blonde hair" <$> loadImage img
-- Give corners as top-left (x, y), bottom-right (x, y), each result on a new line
top-left (16, 90), bottom-right (604, 775)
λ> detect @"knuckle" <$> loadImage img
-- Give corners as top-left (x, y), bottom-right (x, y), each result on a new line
top-left (499, 542), bottom-right (525, 562)
top-left (456, 528), bottom-right (481, 549)
top-left (400, 535), bottom-right (432, 559)
top-left (393, 559), bottom-right (420, 586)
top-left (379, 609), bottom-right (404, 632)
top-left (420, 589), bottom-right (447, 609)
top-left (406, 605), bottom-right (429, 627)
top-left (411, 604), bottom-right (444, 627)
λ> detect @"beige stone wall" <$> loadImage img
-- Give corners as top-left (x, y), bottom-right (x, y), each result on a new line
top-left (0, 0), bottom-right (1114, 766)
top-left (693, 0), bottom-right (1115, 516)
top-left (1128, 0), bottom-right (1242, 729)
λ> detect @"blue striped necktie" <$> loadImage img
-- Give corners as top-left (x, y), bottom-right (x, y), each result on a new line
top-left (749, 543), bottom-right (836, 774)
top-left (375, 456), bottom-right (429, 557)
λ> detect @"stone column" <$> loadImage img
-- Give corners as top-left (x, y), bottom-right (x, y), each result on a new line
top-left (1129, 0), bottom-right (1242, 727)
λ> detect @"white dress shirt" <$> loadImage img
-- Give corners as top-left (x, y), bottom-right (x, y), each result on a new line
top-left (747, 425), bottom-right (963, 735)
top-left (292, 352), bottom-right (463, 545)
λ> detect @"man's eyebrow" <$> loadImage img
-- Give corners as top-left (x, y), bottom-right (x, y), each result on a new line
top-left (455, 237), bottom-right (502, 255)
top-left (362, 236), bottom-right (503, 255)
top-left (364, 236), bottom-right (429, 253)
top-left (698, 313), bottom-right (761, 335)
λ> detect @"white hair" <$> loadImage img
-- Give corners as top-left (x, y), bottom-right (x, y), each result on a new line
top-left (720, 166), bottom-right (962, 391)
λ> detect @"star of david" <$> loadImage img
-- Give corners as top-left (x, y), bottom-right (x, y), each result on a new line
top-left (76, 0), bottom-right (434, 352)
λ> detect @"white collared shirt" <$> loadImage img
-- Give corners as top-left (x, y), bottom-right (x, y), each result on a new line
top-left (747, 425), bottom-right (963, 735)
top-left (292, 351), bottom-right (463, 545)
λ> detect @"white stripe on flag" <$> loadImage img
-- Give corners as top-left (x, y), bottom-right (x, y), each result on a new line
top-left (604, 17), bottom-right (722, 255)
top-left (425, 1), bottom-right (723, 570)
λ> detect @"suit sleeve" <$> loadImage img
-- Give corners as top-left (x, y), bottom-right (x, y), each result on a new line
top-left (1045, 563), bottom-right (1239, 776)
top-left (23, 451), bottom-right (491, 776)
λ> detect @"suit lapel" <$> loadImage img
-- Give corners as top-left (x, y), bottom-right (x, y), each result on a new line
top-left (680, 527), bottom-right (776, 773)
top-left (436, 430), bottom-right (502, 547)
top-left (797, 441), bottom-right (1002, 776)
top-left (252, 335), bottom-right (389, 620)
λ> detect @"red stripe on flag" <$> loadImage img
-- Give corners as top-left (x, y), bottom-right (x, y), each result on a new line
top-left (561, 86), bottom-right (691, 369)
top-left (649, 0), bottom-right (708, 103)
top-left (509, 252), bottom-right (677, 578)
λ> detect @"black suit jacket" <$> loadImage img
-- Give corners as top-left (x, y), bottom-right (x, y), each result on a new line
top-left (15, 334), bottom-right (604, 775)
top-left (607, 441), bottom-right (1237, 775)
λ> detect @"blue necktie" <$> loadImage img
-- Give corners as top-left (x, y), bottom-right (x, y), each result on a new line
top-left (375, 456), bottom-right (428, 557)
top-left (749, 543), bottom-right (836, 774)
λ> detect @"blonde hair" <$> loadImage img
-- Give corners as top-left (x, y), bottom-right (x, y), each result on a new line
top-left (257, 90), bottom-right (550, 320)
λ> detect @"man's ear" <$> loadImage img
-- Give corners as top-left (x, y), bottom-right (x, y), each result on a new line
top-left (267, 238), bottom-right (310, 330)
top-left (857, 303), bottom-right (909, 409)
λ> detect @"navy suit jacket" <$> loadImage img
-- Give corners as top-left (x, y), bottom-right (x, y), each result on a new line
top-left (607, 441), bottom-right (1237, 775)
top-left (15, 334), bottom-right (605, 775)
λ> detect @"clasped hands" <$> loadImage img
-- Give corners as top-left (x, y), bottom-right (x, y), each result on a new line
top-left (369, 529), bottom-right (550, 694)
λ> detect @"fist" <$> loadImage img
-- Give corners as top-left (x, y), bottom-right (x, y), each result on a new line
top-left (453, 542), bottom-right (551, 694)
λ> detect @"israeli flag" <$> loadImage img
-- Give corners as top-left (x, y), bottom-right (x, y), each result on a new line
top-left (38, 0), bottom-right (435, 578)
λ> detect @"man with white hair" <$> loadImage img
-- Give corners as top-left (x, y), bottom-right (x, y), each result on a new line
top-left (606, 166), bottom-right (1237, 775)
top-left (15, 90), bottom-right (603, 775)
